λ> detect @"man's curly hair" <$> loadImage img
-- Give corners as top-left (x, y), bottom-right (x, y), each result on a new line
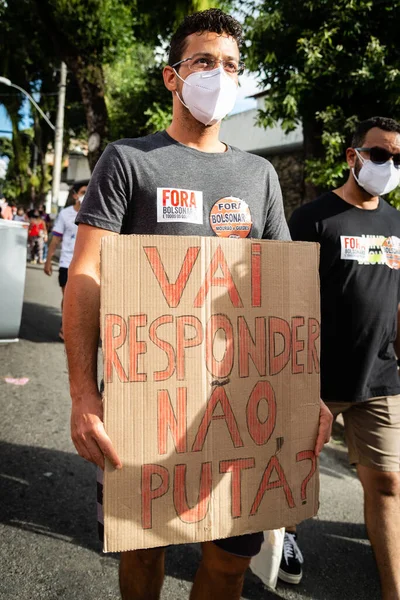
top-left (168, 8), bottom-right (243, 68)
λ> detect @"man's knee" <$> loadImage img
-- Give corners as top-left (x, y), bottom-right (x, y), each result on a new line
top-left (201, 542), bottom-right (251, 580)
top-left (359, 467), bottom-right (400, 498)
top-left (375, 472), bottom-right (400, 497)
top-left (119, 547), bottom-right (165, 600)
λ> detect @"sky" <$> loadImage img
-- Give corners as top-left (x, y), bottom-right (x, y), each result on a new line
top-left (0, 104), bottom-right (12, 137)
top-left (232, 71), bottom-right (259, 114)
top-left (0, 97), bottom-right (32, 138)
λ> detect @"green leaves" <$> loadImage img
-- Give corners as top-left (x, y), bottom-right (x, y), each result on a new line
top-left (244, 0), bottom-right (400, 196)
top-left (104, 44), bottom-right (172, 140)
top-left (1, 0), bottom-right (233, 196)
top-left (144, 102), bottom-right (172, 133)
top-left (43, 0), bottom-right (135, 65)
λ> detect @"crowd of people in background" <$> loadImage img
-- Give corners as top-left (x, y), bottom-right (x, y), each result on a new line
top-left (1, 179), bottom-right (88, 345)
top-left (1, 197), bottom-right (53, 263)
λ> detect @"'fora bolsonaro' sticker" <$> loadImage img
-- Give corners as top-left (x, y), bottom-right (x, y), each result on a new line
top-left (340, 235), bottom-right (400, 269)
top-left (157, 187), bottom-right (203, 224)
top-left (209, 197), bottom-right (253, 238)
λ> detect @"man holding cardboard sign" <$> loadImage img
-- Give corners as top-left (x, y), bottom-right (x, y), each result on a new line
top-left (63, 8), bottom-right (332, 600)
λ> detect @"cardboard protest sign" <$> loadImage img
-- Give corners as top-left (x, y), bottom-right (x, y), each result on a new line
top-left (100, 235), bottom-right (320, 553)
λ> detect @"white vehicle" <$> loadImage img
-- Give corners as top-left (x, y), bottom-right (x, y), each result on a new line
top-left (0, 219), bottom-right (28, 342)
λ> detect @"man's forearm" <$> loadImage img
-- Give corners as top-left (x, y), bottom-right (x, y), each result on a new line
top-left (395, 337), bottom-right (400, 360)
top-left (46, 236), bottom-right (61, 262)
top-left (64, 224), bottom-right (121, 469)
top-left (63, 271), bottom-right (101, 398)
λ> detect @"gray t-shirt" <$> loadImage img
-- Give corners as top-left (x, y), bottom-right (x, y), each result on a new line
top-left (77, 130), bottom-right (290, 241)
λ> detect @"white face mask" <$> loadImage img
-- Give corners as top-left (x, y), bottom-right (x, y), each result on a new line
top-left (352, 149), bottom-right (400, 197)
top-left (174, 66), bottom-right (238, 126)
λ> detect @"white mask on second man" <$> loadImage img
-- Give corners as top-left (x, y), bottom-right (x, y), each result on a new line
top-left (353, 149), bottom-right (400, 196)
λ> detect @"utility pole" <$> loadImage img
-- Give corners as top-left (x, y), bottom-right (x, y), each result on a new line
top-left (51, 62), bottom-right (67, 215)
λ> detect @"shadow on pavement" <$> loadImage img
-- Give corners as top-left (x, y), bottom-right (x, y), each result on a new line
top-left (0, 441), bottom-right (241, 594)
top-left (286, 517), bottom-right (380, 600)
top-left (0, 441), bottom-right (380, 600)
top-left (243, 514), bottom-right (378, 600)
top-left (319, 444), bottom-right (358, 480)
top-left (0, 441), bottom-right (101, 551)
top-left (19, 301), bottom-right (62, 343)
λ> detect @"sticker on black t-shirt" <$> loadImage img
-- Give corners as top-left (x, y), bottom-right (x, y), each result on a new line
top-left (340, 235), bottom-right (400, 269)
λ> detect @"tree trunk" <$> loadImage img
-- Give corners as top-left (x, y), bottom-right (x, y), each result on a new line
top-left (67, 57), bottom-right (109, 171)
top-left (33, 116), bottom-right (48, 203)
top-left (8, 106), bottom-right (27, 199)
top-left (31, 0), bottom-right (109, 172)
top-left (302, 118), bottom-right (325, 204)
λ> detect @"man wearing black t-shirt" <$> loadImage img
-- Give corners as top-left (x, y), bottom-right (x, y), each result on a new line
top-left (288, 117), bottom-right (400, 599)
top-left (62, 9), bottom-right (332, 600)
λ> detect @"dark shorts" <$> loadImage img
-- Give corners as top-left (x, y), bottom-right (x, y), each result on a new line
top-left (58, 267), bottom-right (68, 288)
top-left (212, 531), bottom-right (264, 557)
top-left (96, 470), bottom-right (263, 558)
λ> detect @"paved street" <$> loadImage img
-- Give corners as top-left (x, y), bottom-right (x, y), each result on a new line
top-left (0, 263), bottom-right (381, 600)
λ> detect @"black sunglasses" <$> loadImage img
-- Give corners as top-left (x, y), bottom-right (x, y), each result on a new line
top-left (356, 147), bottom-right (400, 167)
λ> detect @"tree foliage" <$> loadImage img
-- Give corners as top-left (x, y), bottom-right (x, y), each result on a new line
top-left (0, 0), bottom-right (88, 202)
top-left (243, 0), bottom-right (400, 200)
top-left (30, 0), bottom-right (137, 168)
top-left (1, 0), bottom-right (226, 201)
top-left (104, 45), bottom-right (172, 141)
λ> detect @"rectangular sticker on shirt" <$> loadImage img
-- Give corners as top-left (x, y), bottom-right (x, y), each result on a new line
top-left (340, 234), bottom-right (400, 269)
top-left (157, 187), bottom-right (203, 224)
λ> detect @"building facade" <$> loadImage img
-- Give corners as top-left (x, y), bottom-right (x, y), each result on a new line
top-left (220, 93), bottom-right (305, 218)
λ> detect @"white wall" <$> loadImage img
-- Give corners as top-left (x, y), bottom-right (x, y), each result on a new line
top-left (45, 185), bottom-right (69, 215)
top-left (67, 153), bottom-right (91, 183)
top-left (220, 109), bottom-right (303, 155)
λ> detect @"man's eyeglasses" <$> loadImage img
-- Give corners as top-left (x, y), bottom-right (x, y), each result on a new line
top-left (171, 54), bottom-right (245, 76)
top-left (355, 147), bottom-right (400, 168)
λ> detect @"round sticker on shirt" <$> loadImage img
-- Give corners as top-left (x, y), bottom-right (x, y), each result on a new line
top-left (209, 197), bottom-right (252, 238)
top-left (382, 236), bottom-right (400, 270)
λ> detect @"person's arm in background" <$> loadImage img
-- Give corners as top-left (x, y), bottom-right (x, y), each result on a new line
top-left (63, 223), bottom-right (122, 470)
top-left (43, 221), bottom-right (48, 243)
top-left (261, 166), bottom-right (291, 241)
top-left (394, 304), bottom-right (400, 363)
top-left (287, 204), bottom-right (318, 243)
top-left (288, 204), bottom-right (333, 453)
top-left (44, 233), bottom-right (61, 276)
top-left (44, 211), bottom-right (64, 276)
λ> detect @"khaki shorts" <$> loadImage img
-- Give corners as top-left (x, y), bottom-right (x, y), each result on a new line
top-left (327, 396), bottom-right (400, 472)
